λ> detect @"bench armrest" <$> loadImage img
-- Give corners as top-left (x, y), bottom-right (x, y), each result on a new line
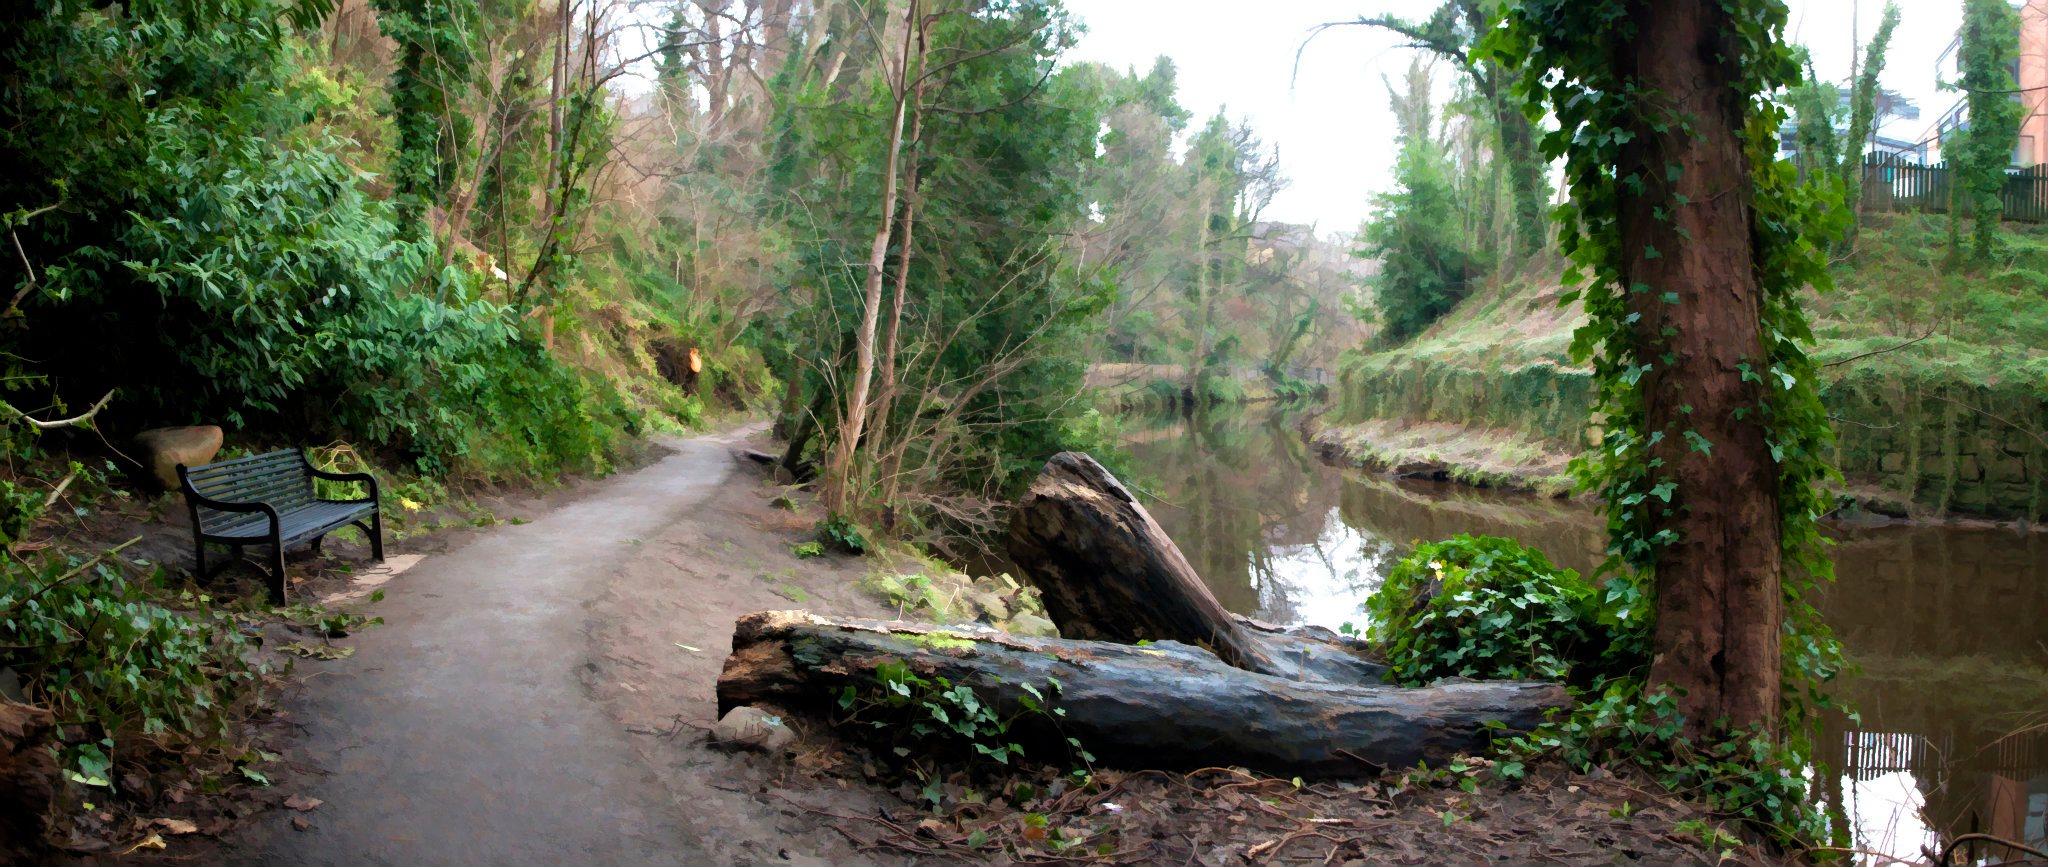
top-left (306, 467), bottom-right (380, 505)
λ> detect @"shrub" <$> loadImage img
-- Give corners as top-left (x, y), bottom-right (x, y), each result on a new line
top-left (1, 551), bottom-right (260, 786)
top-left (1365, 534), bottom-right (1645, 686)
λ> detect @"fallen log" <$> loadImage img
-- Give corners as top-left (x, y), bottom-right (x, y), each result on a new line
top-left (1007, 451), bottom-right (1383, 683)
top-left (717, 611), bottom-right (1570, 778)
top-left (1007, 452), bottom-right (1278, 672)
top-left (0, 702), bottom-right (57, 866)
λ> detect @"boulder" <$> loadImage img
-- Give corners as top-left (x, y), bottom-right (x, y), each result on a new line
top-left (134, 426), bottom-right (224, 491)
top-left (968, 590), bottom-right (1010, 623)
top-left (1005, 612), bottom-right (1059, 638)
top-left (711, 705), bottom-right (796, 753)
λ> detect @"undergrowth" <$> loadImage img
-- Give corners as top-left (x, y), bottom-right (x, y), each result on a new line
top-left (1363, 536), bottom-right (1835, 848)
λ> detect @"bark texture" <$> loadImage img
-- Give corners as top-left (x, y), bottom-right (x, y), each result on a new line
top-left (0, 702), bottom-right (57, 866)
top-left (1619, 0), bottom-right (1783, 734)
top-left (716, 611), bottom-right (1569, 778)
top-left (1007, 452), bottom-right (1280, 674)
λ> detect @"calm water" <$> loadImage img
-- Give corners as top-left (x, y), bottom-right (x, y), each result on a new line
top-left (1121, 407), bottom-right (2048, 863)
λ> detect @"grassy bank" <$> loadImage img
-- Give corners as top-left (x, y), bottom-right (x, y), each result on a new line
top-left (1328, 214), bottom-right (2048, 522)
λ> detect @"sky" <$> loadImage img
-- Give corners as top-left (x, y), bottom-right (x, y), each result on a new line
top-left (1059, 0), bottom-right (1967, 234)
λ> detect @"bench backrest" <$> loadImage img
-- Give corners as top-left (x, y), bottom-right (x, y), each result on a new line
top-left (182, 450), bottom-right (315, 530)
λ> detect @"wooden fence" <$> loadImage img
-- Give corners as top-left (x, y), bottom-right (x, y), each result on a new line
top-left (1859, 155), bottom-right (2048, 223)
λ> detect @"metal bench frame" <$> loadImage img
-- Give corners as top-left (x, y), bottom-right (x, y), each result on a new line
top-left (178, 449), bottom-right (384, 604)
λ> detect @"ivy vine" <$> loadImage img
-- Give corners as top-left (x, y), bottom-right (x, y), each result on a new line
top-left (1476, 0), bottom-right (1849, 844)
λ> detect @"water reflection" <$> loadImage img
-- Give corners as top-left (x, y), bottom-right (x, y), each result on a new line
top-left (1123, 407), bottom-right (2048, 864)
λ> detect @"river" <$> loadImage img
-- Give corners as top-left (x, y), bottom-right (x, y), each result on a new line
top-left (1118, 406), bottom-right (2048, 864)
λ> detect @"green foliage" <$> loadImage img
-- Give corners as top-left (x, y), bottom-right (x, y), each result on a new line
top-left (792, 541), bottom-right (826, 560)
top-left (0, 0), bottom-right (636, 481)
top-left (1951, 0), bottom-right (2025, 260)
top-left (1494, 687), bottom-right (1832, 844)
top-left (834, 658), bottom-right (1091, 793)
top-left (1361, 60), bottom-right (1484, 343)
top-left (1785, 52), bottom-right (1842, 181)
top-left (1, 554), bottom-right (259, 786)
top-left (765, 0), bottom-right (1112, 507)
top-left (1366, 535), bottom-right (1645, 686)
top-left (817, 514), bottom-right (871, 556)
top-left (370, 0), bottom-right (481, 221)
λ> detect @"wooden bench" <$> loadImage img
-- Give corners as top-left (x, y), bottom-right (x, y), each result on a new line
top-left (178, 449), bottom-right (384, 604)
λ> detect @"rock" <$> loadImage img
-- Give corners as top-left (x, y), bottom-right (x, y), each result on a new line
top-left (0, 702), bottom-right (59, 865)
top-left (711, 706), bottom-right (795, 753)
top-left (1006, 612), bottom-right (1059, 638)
top-left (968, 590), bottom-right (1010, 623)
top-left (134, 426), bottom-right (224, 491)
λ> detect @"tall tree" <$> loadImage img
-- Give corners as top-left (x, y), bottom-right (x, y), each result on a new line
top-left (1952, 0), bottom-right (2023, 260)
top-left (372, 0), bottom-right (483, 225)
top-left (1486, 0), bottom-right (1843, 738)
top-left (1340, 0), bottom-right (1550, 260)
top-left (1836, 1), bottom-right (1902, 239)
top-left (1361, 59), bottom-right (1480, 342)
top-left (821, 0), bottom-right (922, 514)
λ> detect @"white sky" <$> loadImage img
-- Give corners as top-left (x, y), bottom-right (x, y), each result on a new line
top-left (1060, 0), bottom-right (1965, 233)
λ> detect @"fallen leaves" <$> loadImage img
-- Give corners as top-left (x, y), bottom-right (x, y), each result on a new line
top-left (121, 833), bottom-right (166, 853)
top-left (284, 793), bottom-right (324, 812)
top-left (149, 817), bottom-right (199, 835)
top-left (279, 642), bottom-right (355, 660)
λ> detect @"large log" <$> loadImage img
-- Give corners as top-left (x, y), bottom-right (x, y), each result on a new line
top-left (717, 611), bottom-right (1570, 778)
top-left (0, 702), bottom-right (57, 866)
top-left (1007, 452), bottom-right (1384, 683)
top-left (1007, 452), bottom-right (1279, 673)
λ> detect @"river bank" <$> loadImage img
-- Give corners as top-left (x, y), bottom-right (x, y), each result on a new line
top-left (1120, 406), bottom-right (2048, 862)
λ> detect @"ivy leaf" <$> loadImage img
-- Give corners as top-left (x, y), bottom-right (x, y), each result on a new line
top-left (1683, 431), bottom-right (1713, 455)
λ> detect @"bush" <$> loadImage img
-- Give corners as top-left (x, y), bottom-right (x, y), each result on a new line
top-left (0, 551), bottom-right (259, 786)
top-left (1364, 534), bottom-right (1645, 686)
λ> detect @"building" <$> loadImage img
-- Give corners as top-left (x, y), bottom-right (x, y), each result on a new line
top-left (1926, 0), bottom-right (2048, 167)
top-left (1777, 87), bottom-right (1924, 165)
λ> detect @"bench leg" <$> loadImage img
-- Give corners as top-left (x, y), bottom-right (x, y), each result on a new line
top-left (309, 535), bottom-right (323, 556)
top-left (369, 509), bottom-right (385, 561)
top-left (193, 537), bottom-right (206, 579)
top-left (267, 533), bottom-right (288, 606)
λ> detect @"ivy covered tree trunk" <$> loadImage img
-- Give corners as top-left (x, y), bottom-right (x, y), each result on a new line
top-left (1620, 0), bottom-right (1782, 735)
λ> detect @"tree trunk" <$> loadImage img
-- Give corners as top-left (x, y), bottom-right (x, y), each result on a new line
top-left (864, 100), bottom-right (923, 489)
top-left (1458, 0), bottom-right (1544, 262)
top-left (1497, 106), bottom-right (1548, 259)
top-left (716, 611), bottom-right (1570, 778)
top-left (822, 0), bottom-right (919, 514)
top-left (1621, 0), bottom-right (1782, 737)
top-left (1007, 452), bottom-right (1285, 674)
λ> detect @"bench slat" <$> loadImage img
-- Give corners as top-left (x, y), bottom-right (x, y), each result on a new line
top-left (189, 459), bottom-right (303, 483)
top-left (211, 475), bottom-right (313, 505)
top-left (188, 460), bottom-right (307, 490)
top-left (184, 450), bottom-right (300, 480)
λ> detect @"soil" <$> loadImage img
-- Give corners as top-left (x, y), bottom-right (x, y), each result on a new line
top-left (34, 423), bottom-right (1795, 866)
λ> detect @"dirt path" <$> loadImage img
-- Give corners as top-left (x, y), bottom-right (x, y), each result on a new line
top-left (225, 426), bottom-right (905, 867)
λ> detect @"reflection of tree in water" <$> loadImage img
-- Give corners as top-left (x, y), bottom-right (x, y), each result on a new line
top-left (1130, 407), bottom-right (1348, 622)
top-left (1812, 526), bottom-right (2048, 860)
